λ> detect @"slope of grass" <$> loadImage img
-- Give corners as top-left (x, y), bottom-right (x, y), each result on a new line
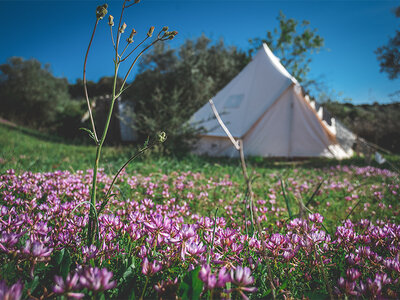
top-left (1, 122), bottom-right (399, 177)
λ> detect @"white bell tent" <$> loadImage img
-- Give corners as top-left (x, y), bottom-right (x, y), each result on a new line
top-left (190, 43), bottom-right (354, 159)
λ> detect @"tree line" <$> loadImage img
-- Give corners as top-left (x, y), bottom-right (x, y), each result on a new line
top-left (0, 9), bottom-right (399, 153)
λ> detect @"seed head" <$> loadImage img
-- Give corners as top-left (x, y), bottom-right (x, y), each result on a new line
top-left (168, 31), bottom-right (178, 40)
top-left (96, 4), bottom-right (108, 20)
top-left (108, 15), bottom-right (114, 26)
top-left (127, 28), bottom-right (137, 44)
top-left (119, 23), bottom-right (127, 33)
top-left (162, 26), bottom-right (169, 32)
top-left (157, 131), bottom-right (167, 143)
top-left (147, 26), bottom-right (155, 37)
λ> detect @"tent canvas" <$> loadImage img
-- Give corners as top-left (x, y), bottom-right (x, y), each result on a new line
top-left (190, 43), bottom-right (354, 159)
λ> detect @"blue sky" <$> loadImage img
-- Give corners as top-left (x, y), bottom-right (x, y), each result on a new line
top-left (0, 0), bottom-right (399, 104)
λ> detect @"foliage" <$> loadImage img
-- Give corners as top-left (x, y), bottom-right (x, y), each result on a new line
top-left (324, 100), bottom-right (400, 153)
top-left (249, 11), bottom-right (324, 88)
top-left (0, 163), bottom-right (399, 299)
top-left (69, 77), bottom-right (123, 101)
top-left (123, 36), bottom-right (249, 155)
top-left (0, 57), bottom-right (83, 133)
top-left (375, 6), bottom-right (400, 80)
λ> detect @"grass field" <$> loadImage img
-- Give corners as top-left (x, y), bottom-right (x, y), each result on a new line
top-left (1, 123), bottom-right (400, 299)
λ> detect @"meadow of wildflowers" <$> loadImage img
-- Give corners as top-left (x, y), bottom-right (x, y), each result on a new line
top-left (1, 0), bottom-right (399, 297)
top-left (0, 164), bottom-right (399, 299)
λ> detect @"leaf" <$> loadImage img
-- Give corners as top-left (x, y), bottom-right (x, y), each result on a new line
top-left (79, 127), bottom-right (97, 143)
top-left (26, 276), bottom-right (39, 294)
top-left (277, 279), bottom-right (288, 291)
top-left (121, 263), bottom-right (136, 283)
top-left (107, 193), bottom-right (118, 200)
top-left (179, 281), bottom-right (190, 300)
top-left (178, 267), bottom-right (204, 300)
top-left (53, 249), bottom-right (65, 265)
top-left (191, 267), bottom-right (203, 300)
top-left (306, 180), bottom-right (324, 207)
top-left (303, 291), bottom-right (329, 300)
top-left (280, 179), bottom-right (293, 219)
top-left (60, 249), bottom-right (72, 279)
top-left (128, 289), bottom-right (136, 300)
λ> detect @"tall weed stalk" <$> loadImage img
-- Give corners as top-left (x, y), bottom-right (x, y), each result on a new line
top-left (82, 1), bottom-right (177, 246)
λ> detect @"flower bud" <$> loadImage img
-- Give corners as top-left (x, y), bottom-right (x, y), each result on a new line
top-left (96, 4), bottom-right (108, 20)
top-left (157, 132), bottom-right (167, 143)
top-left (119, 23), bottom-right (127, 33)
top-left (108, 15), bottom-right (114, 26)
top-left (147, 26), bottom-right (155, 37)
top-left (134, 0), bottom-right (141, 3)
top-left (127, 28), bottom-right (137, 43)
top-left (168, 31), bottom-right (178, 39)
top-left (162, 26), bottom-right (168, 32)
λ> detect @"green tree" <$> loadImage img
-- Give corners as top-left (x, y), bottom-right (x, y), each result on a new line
top-left (375, 6), bottom-right (400, 80)
top-left (124, 35), bottom-right (249, 154)
top-left (249, 11), bottom-right (324, 87)
top-left (0, 57), bottom-right (73, 129)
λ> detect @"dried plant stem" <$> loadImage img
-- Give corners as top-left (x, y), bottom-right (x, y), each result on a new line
top-left (207, 100), bottom-right (276, 299)
top-left (238, 140), bottom-right (276, 300)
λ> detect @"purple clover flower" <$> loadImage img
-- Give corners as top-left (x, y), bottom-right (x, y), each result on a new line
top-left (199, 265), bottom-right (231, 290)
top-left (142, 257), bottom-right (162, 276)
top-left (53, 273), bottom-right (84, 299)
top-left (346, 268), bottom-right (361, 282)
top-left (0, 280), bottom-right (23, 300)
top-left (79, 267), bottom-right (116, 292)
top-left (229, 266), bottom-right (257, 299)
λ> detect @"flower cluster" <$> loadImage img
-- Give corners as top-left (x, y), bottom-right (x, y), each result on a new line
top-left (0, 165), bottom-right (399, 298)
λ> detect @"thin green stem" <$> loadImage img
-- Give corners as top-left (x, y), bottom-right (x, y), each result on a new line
top-left (120, 39), bottom-right (159, 92)
top-left (207, 208), bottom-right (218, 265)
top-left (83, 19), bottom-right (99, 143)
top-left (119, 43), bottom-right (130, 60)
top-left (140, 277), bottom-right (149, 300)
top-left (120, 36), bottom-right (149, 62)
top-left (97, 141), bottom-right (158, 216)
top-left (87, 145), bottom-right (101, 246)
top-left (110, 26), bottom-right (116, 50)
top-left (315, 245), bottom-right (334, 300)
top-left (87, 0), bottom-right (130, 246)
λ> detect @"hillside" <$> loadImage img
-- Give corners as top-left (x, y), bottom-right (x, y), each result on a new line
top-left (323, 101), bottom-right (400, 153)
top-left (1, 123), bottom-right (400, 176)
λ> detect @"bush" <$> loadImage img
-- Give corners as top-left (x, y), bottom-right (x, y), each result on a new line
top-left (0, 57), bottom-right (86, 140)
top-left (123, 36), bottom-right (249, 155)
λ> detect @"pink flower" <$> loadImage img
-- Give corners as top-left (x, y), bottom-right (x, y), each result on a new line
top-left (229, 266), bottom-right (257, 299)
top-left (142, 257), bottom-right (162, 276)
top-left (79, 267), bottom-right (116, 292)
top-left (53, 273), bottom-right (84, 299)
top-left (0, 280), bottom-right (23, 300)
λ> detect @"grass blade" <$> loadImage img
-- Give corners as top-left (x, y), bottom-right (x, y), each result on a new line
top-left (280, 178), bottom-right (293, 219)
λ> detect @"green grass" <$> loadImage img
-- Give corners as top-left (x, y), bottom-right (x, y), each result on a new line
top-left (1, 122), bottom-right (400, 176)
